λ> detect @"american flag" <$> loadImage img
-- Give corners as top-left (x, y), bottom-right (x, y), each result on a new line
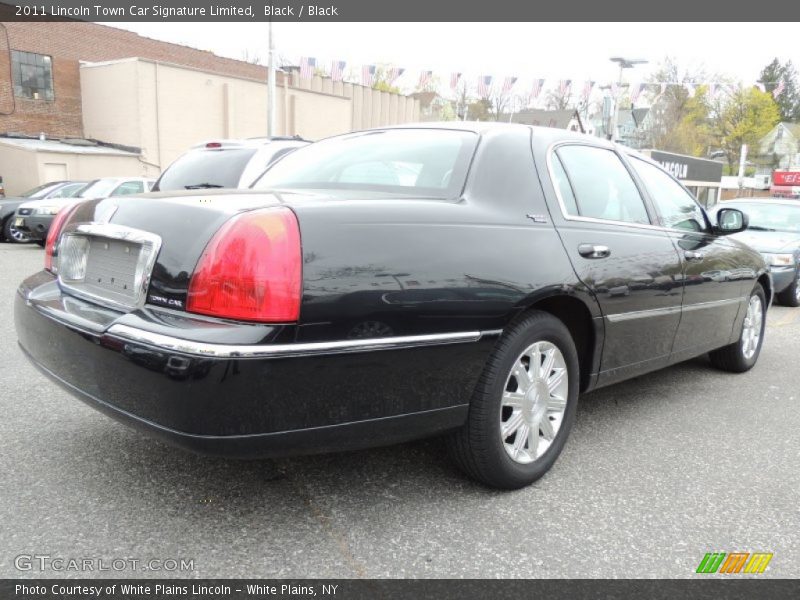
top-left (501, 76), bottom-right (517, 94)
top-left (362, 64), bottom-right (376, 87)
top-left (418, 70), bottom-right (433, 89)
top-left (630, 82), bottom-right (643, 104)
top-left (773, 79), bottom-right (786, 98)
top-left (450, 72), bottom-right (462, 91)
top-left (330, 60), bottom-right (346, 82)
top-left (530, 78), bottom-right (545, 100)
top-left (300, 57), bottom-right (316, 80)
top-left (558, 79), bottom-right (572, 95)
top-left (476, 75), bottom-right (493, 97)
top-left (581, 80), bottom-right (595, 101)
top-left (387, 67), bottom-right (405, 83)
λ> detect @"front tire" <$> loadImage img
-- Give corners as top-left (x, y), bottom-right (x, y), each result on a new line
top-left (709, 284), bottom-right (766, 373)
top-left (447, 311), bottom-right (579, 489)
top-left (776, 270), bottom-right (800, 307)
top-left (2, 216), bottom-right (31, 244)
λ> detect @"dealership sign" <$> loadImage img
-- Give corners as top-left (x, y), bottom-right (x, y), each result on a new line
top-left (773, 171), bottom-right (800, 185)
top-left (646, 150), bottom-right (723, 184)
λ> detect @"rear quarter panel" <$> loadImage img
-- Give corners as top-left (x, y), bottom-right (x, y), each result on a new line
top-left (292, 127), bottom-right (594, 343)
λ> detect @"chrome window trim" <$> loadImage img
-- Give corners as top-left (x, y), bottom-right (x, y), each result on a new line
top-left (58, 223), bottom-right (163, 313)
top-left (544, 141), bottom-right (718, 237)
top-left (545, 141), bottom-right (656, 229)
top-left (105, 325), bottom-right (502, 359)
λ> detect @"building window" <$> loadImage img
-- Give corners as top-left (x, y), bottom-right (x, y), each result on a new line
top-left (11, 50), bottom-right (54, 101)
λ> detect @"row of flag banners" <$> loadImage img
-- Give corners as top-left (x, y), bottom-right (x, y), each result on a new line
top-left (298, 57), bottom-right (788, 101)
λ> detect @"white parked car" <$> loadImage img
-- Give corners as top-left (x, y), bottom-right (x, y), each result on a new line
top-left (153, 137), bottom-right (309, 191)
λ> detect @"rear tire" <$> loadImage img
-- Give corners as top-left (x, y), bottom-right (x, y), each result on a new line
top-left (709, 284), bottom-right (766, 373)
top-left (447, 311), bottom-right (579, 489)
top-left (776, 270), bottom-right (800, 307)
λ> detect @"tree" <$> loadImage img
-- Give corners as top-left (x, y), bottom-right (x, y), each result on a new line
top-left (758, 58), bottom-right (800, 121)
top-left (466, 98), bottom-right (492, 121)
top-left (544, 86), bottom-right (572, 111)
top-left (370, 65), bottom-right (402, 94)
top-left (707, 87), bottom-right (780, 174)
top-left (641, 57), bottom-right (711, 154)
top-left (669, 85), bottom-right (717, 157)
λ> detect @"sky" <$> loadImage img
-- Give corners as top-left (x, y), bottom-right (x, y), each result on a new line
top-left (110, 22), bottom-right (800, 93)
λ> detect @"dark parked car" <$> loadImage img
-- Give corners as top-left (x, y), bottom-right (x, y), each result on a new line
top-left (711, 198), bottom-right (800, 307)
top-left (152, 137), bottom-right (309, 192)
top-left (15, 124), bottom-right (770, 489)
top-left (0, 181), bottom-right (87, 243)
top-left (14, 177), bottom-right (154, 242)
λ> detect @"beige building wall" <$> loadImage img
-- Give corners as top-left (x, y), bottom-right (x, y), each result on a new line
top-left (0, 143), bottom-right (155, 196)
top-left (81, 60), bottom-right (421, 171)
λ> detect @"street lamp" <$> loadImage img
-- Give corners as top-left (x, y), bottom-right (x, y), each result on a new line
top-left (607, 57), bottom-right (648, 142)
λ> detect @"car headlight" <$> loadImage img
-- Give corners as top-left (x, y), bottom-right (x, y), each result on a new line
top-left (762, 253), bottom-right (796, 267)
top-left (33, 206), bottom-right (61, 216)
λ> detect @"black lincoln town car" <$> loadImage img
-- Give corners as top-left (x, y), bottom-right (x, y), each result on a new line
top-left (15, 124), bottom-right (770, 489)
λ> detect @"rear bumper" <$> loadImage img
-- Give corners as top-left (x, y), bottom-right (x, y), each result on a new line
top-left (15, 272), bottom-right (497, 457)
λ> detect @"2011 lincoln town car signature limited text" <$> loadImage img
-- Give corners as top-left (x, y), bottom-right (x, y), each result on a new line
top-left (15, 124), bottom-right (771, 489)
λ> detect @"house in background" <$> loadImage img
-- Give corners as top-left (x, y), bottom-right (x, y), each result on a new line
top-left (504, 109), bottom-right (584, 132)
top-left (757, 122), bottom-right (800, 169)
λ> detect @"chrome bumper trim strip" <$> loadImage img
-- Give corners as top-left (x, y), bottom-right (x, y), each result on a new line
top-left (105, 324), bottom-right (493, 359)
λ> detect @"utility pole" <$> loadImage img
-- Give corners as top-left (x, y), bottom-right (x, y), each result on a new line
top-left (738, 144), bottom-right (748, 193)
top-left (608, 57), bottom-right (647, 143)
top-left (267, 20), bottom-right (276, 139)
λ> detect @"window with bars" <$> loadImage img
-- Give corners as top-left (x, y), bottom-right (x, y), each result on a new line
top-left (11, 50), bottom-right (54, 101)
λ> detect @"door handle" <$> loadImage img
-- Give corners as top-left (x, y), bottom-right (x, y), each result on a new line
top-left (578, 244), bottom-right (611, 259)
top-left (684, 250), bottom-right (704, 261)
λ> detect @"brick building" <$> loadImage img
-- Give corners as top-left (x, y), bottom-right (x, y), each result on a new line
top-left (0, 20), bottom-right (283, 138)
top-left (0, 19), bottom-right (419, 195)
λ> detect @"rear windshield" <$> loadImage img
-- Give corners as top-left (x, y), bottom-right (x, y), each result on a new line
top-left (252, 129), bottom-right (478, 199)
top-left (157, 148), bottom-right (258, 191)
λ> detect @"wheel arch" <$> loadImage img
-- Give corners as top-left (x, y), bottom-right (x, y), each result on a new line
top-left (757, 270), bottom-right (773, 306)
top-left (508, 291), bottom-right (601, 392)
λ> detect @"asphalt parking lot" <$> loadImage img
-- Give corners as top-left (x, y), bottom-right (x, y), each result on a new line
top-left (1, 241), bottom-right (798, 579)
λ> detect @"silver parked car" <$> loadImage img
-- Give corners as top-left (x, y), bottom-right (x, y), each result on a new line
top-left (713, 198), bottom-right (800, 306)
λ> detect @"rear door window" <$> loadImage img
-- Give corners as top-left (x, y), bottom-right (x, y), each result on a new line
top-left (555, 145), bottom-right (651, 225)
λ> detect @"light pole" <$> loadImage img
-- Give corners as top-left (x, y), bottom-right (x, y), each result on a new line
top-left (608, 57), bottom-right (647, 143)
top-left (267, 20), bottom-right (276, 139)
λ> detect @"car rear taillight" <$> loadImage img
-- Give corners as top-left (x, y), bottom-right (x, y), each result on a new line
top-left (187, 207), bottom-right (302, 322)
top-left (44, 204), bottom-right (80, 273)
top-left (205, 142), bottom-right (222, 148)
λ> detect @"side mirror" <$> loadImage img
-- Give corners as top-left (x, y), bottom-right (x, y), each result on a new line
top-left (715, 208), bottom-right (749, 235)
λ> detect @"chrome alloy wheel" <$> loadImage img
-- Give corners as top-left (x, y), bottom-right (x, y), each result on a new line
top-left (500, 341), bottom-right (569, 465)
top-left (8, 223), bottom-right (30, 243)
top-left (741, 295), bottom-right (764, 360)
